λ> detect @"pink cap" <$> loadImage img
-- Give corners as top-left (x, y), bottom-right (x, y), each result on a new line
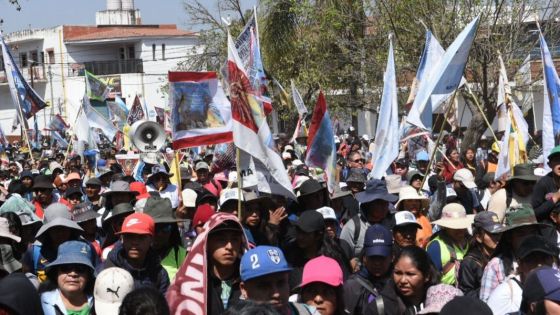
top-left (300, 256), bottom-right (343, 288)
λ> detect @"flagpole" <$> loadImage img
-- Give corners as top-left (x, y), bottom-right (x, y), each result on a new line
top-left (63, 104), bottom-right (84, 166)
top-left (15, 103), bottom-right (35, 166)
top-left (466, 85), bottom-right (499, 144)
top-left (419, 90), bottom-right (459, 194)
top-left (236, 147), bottom-right (243, 221)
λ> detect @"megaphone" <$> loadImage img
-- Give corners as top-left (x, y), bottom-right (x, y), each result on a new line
top-left (128, 120), bottom-right (166, 153)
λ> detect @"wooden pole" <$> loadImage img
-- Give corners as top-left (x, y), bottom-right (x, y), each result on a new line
top-left (236, 147), bottom-right (243, 220)
top-left (466, 85), bottom-right (499, 144)
top-left (418, 90), bottom-right (459, 194)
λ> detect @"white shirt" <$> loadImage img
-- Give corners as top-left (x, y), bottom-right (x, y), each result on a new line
top-left (486, 275), bottom-right (522, 315)
top-left (147, 183), bottom-right (179, 208)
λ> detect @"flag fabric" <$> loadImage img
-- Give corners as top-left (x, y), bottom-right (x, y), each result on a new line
top-left (495, 54), bottom-right (529, 179)
top-left (73, 106), bottom-right (97, 152)
top-left (49, 114), bottom-right (68, 133)
top-left (235, 10), bottom-right (257, 72)
top-left (0, 125), bottom-right (7, 148)
top-left (144, 99), bottom-right (158, 122)
top-left (85, 70), bottom-right (109, 101)
top-left (168, 71), bottom-right (233, 149)
top-left (127, 95), bottom-right (145, 125)
top-left (227, 33), bottom-right (295, 199)
top-left (539, 31), bottom-right (560, 170)
top-left (167, 213), bottom-right (248, 315)
top-left (291, 80), bottom-right (308, 117)
top-left (0, 35), bottom-right (47, 119)
top-left (305, 92), bottom-right (337, 193)
top-left (155, 106), bottom-right (165, 127)
top-left (248, 27), bottom-right (272, 114)
top-left (52, 130), bottom-right (68, 148)
top-left (115, 96), bottom-right (129, 115)
top-left (83, 95), bottom-right (118, 140)
top-left (107, 100), bottom-right (128, 122)
top-left (370, 37), bottom-right (399, 179)
top-left (407, 17), bottom-right (479, 130)
top-left (272, 78), bottom-right (290, 108)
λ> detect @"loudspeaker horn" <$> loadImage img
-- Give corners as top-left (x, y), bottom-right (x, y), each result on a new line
top-left (128, 120), bottom-right (166, 153)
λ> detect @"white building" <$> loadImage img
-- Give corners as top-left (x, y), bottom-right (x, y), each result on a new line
top-left (0, 0), bottom-right (200, 138)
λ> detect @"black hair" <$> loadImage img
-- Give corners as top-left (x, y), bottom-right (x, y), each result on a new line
top-left (7, 180), bottom-right (26, 195)
top-left (223, 300), bottom-right (281, 315)
top-left (445, 146), bottom-right (457, 158)
top-left (121, 175), bottom-right (135, 184)
top-left (395, 246), bottom-right (440, 287)
top-left (118, 287), bottom-right (170, 315)
top-left (318, 234), bottom-right (352, 280)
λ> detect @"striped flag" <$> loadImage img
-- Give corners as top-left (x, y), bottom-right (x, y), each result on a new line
top-left (539, 30), bottom-right (560, 170)
top-left (407, 17), bottom-right (479, 130)
top-left (370, 37), bottom-right (399, 179)
top-left (305, 92), bottom-right (337, 193)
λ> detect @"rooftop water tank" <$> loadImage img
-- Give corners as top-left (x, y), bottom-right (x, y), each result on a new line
top-left (106, 0), bottom-right (122, 10)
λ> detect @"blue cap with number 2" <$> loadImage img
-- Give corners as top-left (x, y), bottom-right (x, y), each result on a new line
top-left (240, 246), bottom-right (292, 282)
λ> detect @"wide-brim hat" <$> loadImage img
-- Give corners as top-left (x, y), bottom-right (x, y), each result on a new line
top-left (103, 203), bottom-right (135, 223)
top-left (101, 181), bottom-right (139, 197)
top-left (385, 174), bottom-right (403, 194)
top-left (0, 244), bottom-right (22, 273)
top-left (432, 203), bottom-right (474, 229)
top-left (498, 204), bottom-right (544, 233)
top-left (45, 245), bottom-right (95, 275)
top-left (72, 203), bottom-right (101, 223)
top-left (507, 163), bottom-right (539, 182)
top-left (148, 164), bottom-right (173, 179)
top-left (143, 197), bottom-right (183, 224)
top-left (394, 186), bottom-right (429, 210)
top-left (35, 217), bottom-right (83, 241)
top-left (296, 179), bottom-right (324, 198)
top-left (356, 179), bottom-right (398, 204)
top-left (32, 175), bottom-right (55, 190)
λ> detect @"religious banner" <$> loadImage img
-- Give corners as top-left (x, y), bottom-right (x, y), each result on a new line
top-left (169, 71), bottom-right (232, 149)
top-left (115, 153), bottom-right (140, 176)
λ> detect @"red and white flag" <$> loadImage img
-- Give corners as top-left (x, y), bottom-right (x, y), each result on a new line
top-left (227, 33), bottom-right (295, 198)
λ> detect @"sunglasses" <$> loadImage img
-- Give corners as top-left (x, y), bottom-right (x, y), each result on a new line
top-left (59, 264), bottom-right (89, 274)
top-left (352, 159), bottom-right (365, 163)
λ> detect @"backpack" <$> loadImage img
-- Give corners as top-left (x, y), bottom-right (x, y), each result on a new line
top-left (355, 276), bottom-right (384, 314)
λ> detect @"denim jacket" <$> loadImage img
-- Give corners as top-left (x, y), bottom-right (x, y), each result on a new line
top-left (41, 289), bottom-right (93, 315)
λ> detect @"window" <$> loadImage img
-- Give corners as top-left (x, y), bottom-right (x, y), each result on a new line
top-left (119, 47), bottom-right (125, 60)
top-left (162, 44), bottom-right (166, 60)
top-left (31, 51), bottom-right (38, 66)
top-left (19, 52), bottom-right (28, 68)
top-left (47, 49), bottom-right (55, 64)
top-left (152, 44), bottom-right (156, 61)
top-left (127, 45), bottom-right (135, 59)
top-left (40, 52), bottom-right (45, 64)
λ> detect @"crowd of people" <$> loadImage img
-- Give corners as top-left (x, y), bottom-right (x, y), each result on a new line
top-left (0, 129), bottom-right (557, 315)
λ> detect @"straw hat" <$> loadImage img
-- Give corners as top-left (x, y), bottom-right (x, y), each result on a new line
top-left (432, 203), bottom-right (474, 229)
top-left (394, 185), bottom-right (429, 210)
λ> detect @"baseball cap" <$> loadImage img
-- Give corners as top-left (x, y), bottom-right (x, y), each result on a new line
top-left (300, 256), bottom-right (343, 288)
top-left (64, 186), bottom-right (83, 198)
top-left (394, 211), bottom-right (422, 229)
top-left (415, 151), bottom-right (429, 162)
top-left (94, 267), bottom-right (135, 315)
top-left (195, 161), bottom-right (209, 171)
top-left (181, 188), bottom-right (198, 208)
top-left (453, 169), bottom-right (477, 189)
top-left (66, 172), bottom-right (81, 183)
top-left (295, 211), bottom-right (325, 233)
top-left (240, 246), bottom-right (292, 282)
top-left (192, 204), bottom-right (215, 227)
top-left (523, 266), bottom-right (560, 310)
top-left (85, 177), bottom-right (102, 187)
top-left (116, 213), bottom-right (155, 236)
top-left (363, 224), bottom-right (392, 257)
top-left (473, 211), bottom-right (502, 234)
top-left (515, 235), bottom-right (558, 260)
top-left (548, 145), bottom-right (560, 161)
top-left (219, 188), bottom-right (244, 208)
top-left (316, 207), bottom-right (337, 222)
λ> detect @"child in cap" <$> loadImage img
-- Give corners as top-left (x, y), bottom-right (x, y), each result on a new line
top-left (101, 212), bottom-right (170, 295)
top-left (239, 245), bottom-right (313, 315)
top-left (298, 256), bottom-right (345, 315)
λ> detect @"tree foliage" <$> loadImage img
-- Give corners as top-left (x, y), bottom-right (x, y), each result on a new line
top-left (183, 0), bottom-right (560, 148)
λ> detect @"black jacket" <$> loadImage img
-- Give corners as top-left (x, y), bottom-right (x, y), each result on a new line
top-left (343, 269), bottom-right (388, 314)
top-left (365, 279), bottom-right (422, 315)
top-left (0, 273), bottom-right (43, 315)
top-left (102, 242), bottom-right (170, 295)
top-left (458, 244), bottom-right (490, 298)
top-left (532, 172), bottom-right (559, 221)
top-left (207, 272), bottom-right (242, 315)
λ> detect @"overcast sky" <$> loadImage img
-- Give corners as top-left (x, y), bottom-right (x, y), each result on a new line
top-left (0, 0), bottom-right (257, 34)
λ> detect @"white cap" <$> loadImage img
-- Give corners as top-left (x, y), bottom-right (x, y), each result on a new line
top-left (228, 171), bottom-right (238, 183)
top-left (181, 188), bottom-right (197, 208)
top-left (334, 135), bottom-right (340, 144)
top-left (284, 145), bottom-right (294, 151)
top-left (292, 159), bottom-right (303, 167)
top-left (452, 169), bottom-right (477, 189)
top-left (219, 188), bottom-right (244, 207)
top-left (361, 134), bottom-right (370, 141)
top-left (394, 211), bottom-right (422, 228)
top-left (282, 152), bottom-right (291, 160)
top-left (94, 267), bottom-right (134, 315)
top-left (316, 206), bottom-right (337, 221)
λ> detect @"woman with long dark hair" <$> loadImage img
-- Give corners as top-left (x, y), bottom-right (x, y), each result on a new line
top-left (439, 147), bottom-right (464, 184)
top-left (366, 246), bottom-right (440, 314)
